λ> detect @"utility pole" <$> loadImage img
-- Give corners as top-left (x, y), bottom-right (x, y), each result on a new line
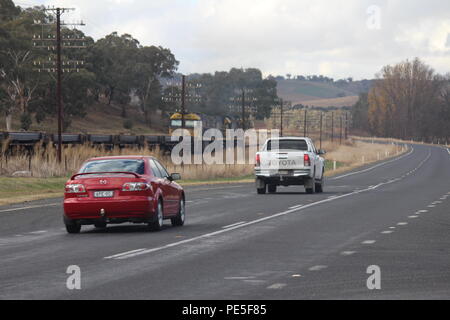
top-left (56, 8), bottom-right (62, 163)
top-left (181, 75), bottom-right (186, 129)
top-left (331, 111), bottom-right (334, 142)
top-left (319, 112), bottom-right (323, 150)
top-left (241, 89), bottom-right (246, 130)
top-left (345, 112), bottom-right (348, 140)
top-left (340, 116), bottom-right (343, 145)
top-left (303, 109), bottom-right (307, 137)
top-left (280, 99), bottom-right (283, 137)
top-left (33, 7), bottom-right (85, 163)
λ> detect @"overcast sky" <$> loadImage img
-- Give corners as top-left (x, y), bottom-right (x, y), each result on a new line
top-left (17, 0), bottom-right (450, 80)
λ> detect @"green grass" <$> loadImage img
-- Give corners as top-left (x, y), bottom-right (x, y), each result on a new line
top-left (324, 159), bottom-right (345, 171)
top-left (0, 176), bottom-right (68, 205)
top-left (277, 79), bottom-right (354, 100)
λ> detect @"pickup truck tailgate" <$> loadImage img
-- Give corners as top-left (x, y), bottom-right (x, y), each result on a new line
top-left (259, 151), bottom-right (306, 170)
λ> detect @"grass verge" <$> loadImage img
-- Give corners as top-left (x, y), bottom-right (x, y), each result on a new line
top-left (0, 139), bottom-right (407, 206)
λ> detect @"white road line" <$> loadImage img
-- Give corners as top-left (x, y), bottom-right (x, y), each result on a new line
top-left (341, 251), bottom-right (356, 256)
top-left (428, 205), bottom-right (435, 208)
top-left (432, 201), bottom-right (442, 204)
top-left (224, 276), bottom-right (255, 280)
top-left (362, 240), bottom-right (376, 244)
top-left (106, 151), bottom-right (432, 260)
top-left (381, 231), bottom-right (393, 234)
top-left (0, 203), bottom-right (59, 213)
top-left (104, 249), bottom-right (146, 259)
top-left (29, 230), bottom-right (47, 234)
top-left (418, 210), bottom-right (428, 213)
top-left (309, 265), bottom-right (328, 271)
top-left (222, 221), bottom-right (246, 229)
top-left (397, 222), bottom-right (408, 226)
top-left (408, 216), bottom-right (419, 219)
top-left (267, 283), bottom-right (287, 290)
top-left (331, 147), bottom-right (414, 180)
top-left (389, 227), bottom-right (396, 229)
top-left (288, 204), bottom-right (303, 209)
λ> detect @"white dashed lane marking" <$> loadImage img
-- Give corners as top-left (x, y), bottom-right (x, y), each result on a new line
top-left (362, 240), bottom-right (376, 244)
top-left (222, 221), bottom-right (246, 229)
top-left (29, 230), bottom-right (48, 234)
top-left (309, 265), bottom-right (328, 271)
top-left (267, 283), bottom-right (287, 290)
top-left (341, 251), bottom-right (356, 256)
top-left (104, 249), bottom-right (147, 260)
top-left (0, 203), bottom-right (59, 213)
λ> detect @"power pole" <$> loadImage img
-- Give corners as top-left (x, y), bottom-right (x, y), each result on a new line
top-left (33, 7), bottom-right (85, 163)
top-left (345, 112), bottom-right (348, 140)
top-left (56, 8), bottom-right (62, 163)
top-left (331, 111), bottom-right (334, 142)
top-left (319, 112), bottom-right (323, 150)
top-left (280, 99), bottom-right (283, 137)
top-left (181, 75), bottom-right (186, 129)
top-left (339, 116), bottom-right (343, 145)
top-left (241, 89), bottom-right (246, 130)
top-left (303, 109), bottom-right (307, 137)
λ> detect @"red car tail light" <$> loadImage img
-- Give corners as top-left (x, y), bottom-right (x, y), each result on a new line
top-left (65, 184), bottom-right (86, 193)
top-left (255, 154), bottom-right (261, 167)
top-left (122, 182), bottom-right (150, 192)
top-left (304, 154), bottom-right (311, 167)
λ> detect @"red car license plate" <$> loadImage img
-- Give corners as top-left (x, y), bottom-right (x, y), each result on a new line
top-left (94, 191), bottom-right (114, 198)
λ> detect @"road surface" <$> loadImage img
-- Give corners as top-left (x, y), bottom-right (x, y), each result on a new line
top-left (0, 143), bottom-right (449, 299)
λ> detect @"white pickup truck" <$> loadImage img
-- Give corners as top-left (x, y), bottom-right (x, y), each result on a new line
top-left (254, 137), bottom-right (326, 194)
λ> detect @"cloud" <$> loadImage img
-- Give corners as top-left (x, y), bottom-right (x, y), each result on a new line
top-left (17, 0), bottom-right (450, 79)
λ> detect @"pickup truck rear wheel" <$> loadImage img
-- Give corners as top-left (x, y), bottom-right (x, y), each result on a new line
top-left (305, 178), bottom-right (316, 194)
top-left (268, 184), bottom-right (277, 193)
top-left (315, 171), bottom-right (324, 193)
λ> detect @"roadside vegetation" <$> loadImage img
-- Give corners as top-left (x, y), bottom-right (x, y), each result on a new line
top-left (0, 139), bottom-right (403, 205)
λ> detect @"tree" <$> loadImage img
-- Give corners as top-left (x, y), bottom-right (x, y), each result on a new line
top-left (0, 4), bottom-right (45, 130)
top-left (351, 93), bottom-right (369, 131)
top-left (90, 32), bottom-right (140, 111)
top-left (133, 45), bottom-right (178, 126)
top-left (367, 58), bottom-right (446, 141)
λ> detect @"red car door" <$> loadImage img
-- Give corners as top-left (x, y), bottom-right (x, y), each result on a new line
top-left (154, 160), bottom-right (179, 215)
top-left (149, 159), bottom-right (176, 215)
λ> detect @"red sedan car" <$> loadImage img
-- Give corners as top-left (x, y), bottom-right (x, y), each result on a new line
top-left (63, 156), bottom-right (185, 234)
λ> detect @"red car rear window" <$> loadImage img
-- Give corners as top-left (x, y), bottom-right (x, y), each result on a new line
top-left (80, 159), bottom-right (145, 175)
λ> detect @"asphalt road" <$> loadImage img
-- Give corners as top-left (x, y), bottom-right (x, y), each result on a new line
top-left (0, 143), bottom-right (449, 300)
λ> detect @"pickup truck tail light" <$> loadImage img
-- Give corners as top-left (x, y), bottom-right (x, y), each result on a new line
top-left (304, 154), bottom-right (311, 167)
top-left (122, 182), bottom-right (150, 192)
top-left (65, 184), bottom-right (86, 193)
top-left (255, 154), bottom-right (261, 167)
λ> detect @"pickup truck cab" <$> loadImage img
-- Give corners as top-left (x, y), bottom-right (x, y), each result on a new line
top-left (254, 137), bottom-right (325, 194)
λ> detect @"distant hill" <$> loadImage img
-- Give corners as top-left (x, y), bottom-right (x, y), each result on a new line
top-left (0, 102), bottom-right (168, 135)
top-left (276, 79), bottom-right (373, 108)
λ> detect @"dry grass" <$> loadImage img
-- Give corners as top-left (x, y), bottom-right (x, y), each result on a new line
top-left (322, 139), bottom-right (404, 176)
top-left (0, 138), bottom-right (408, 205)
top-left (0, 139), bottom-right (402, 179)
top-left (0, 143), bottom-right (255, 180)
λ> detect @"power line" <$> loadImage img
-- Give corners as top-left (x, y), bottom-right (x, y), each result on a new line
top-left (32, 7), bottom-right (86, 163)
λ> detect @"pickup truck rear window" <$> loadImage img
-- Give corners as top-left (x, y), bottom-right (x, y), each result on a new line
top-left (267, 139), bottom-right (308, 151)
